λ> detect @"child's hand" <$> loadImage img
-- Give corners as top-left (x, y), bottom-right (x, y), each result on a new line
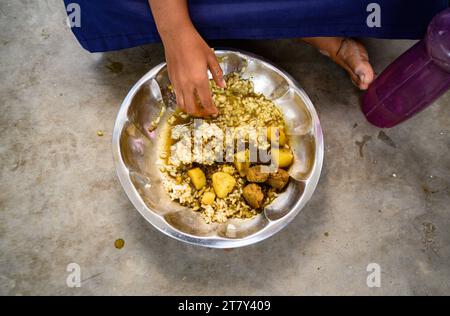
top-left (162, 26), bottom-right (226, 117)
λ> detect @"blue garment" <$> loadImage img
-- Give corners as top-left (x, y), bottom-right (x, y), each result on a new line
top-left (64, 0), bottom-right (449, 53)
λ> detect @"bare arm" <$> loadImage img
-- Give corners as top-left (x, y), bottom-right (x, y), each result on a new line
top-left (148, 0), bottom-right (225, 117)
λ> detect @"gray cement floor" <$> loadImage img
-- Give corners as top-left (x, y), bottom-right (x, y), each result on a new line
top-left (1, 1), bottom-right (449, 296)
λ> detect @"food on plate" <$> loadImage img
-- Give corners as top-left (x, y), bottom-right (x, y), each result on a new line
top-left (201, 191), bottom-right (216, 205)
top-left (267, 168), bottom-right (290, 190)
top-left (242, 184), bottom-right (265, 209)
top-left (267, 126), bottom-right (287, 146)
top-left (271, 148), bottom-right (294, 168)
top-left (234, 150), bottom-right (250, 177)
top-left (246, 165), bottom-right (269, 183)
top-left (188, 167), bottom-right (206, 190)
top-left (160, 73), bottom-right (293, 223)
top-left (212, 172), bottom-right (236, 198)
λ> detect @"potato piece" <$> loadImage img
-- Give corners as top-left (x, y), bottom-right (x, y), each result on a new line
top-left (212, 172), bottom-right (236, 198)
top-left (243, 184), bottom-right (265, 209)
top-left (246, 165), bottom-right (269, 183)
top-left (267, 127), bottom-right (287, 146)
top-left (201, 191), bottom-right (216, 205)
top-left (271, 148), bottom-right (293, 168)
top-left (187, 167), bottom-right (206, 190)
top-left (267, 169), bottom-right (290, 190)
top-left (234, 150), bottom-right (250, 177)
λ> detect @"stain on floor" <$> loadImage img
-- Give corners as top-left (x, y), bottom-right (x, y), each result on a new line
top-left (422, 222), bottom-right (438, 255)
top-left (114, 239), bottom-right (125, 250)
top-left (106, 60), bottom-right (124, 74)
top-left (355, 135), bottom-right (372, 158)
top-left (377, 131), bottom-right (397, 148)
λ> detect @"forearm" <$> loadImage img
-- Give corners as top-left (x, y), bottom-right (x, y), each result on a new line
top-left (148, 0), bottom-right (195, 42)
top-left (148, 0), bottom-right (223, 117)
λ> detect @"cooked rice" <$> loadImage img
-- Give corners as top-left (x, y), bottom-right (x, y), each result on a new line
top-left (159, 73), bottom-right (286, 223)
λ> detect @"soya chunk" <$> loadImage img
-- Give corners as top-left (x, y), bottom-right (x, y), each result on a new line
top-left (246, 165), bottom-right (269, 183)
top-left (267, 169), bottom-right (290, 190)
top-left (242, 184), bottom-right (265, 209)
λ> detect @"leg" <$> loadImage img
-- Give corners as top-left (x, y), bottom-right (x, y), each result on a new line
top-left (301, 37), bottom-right (375, 90)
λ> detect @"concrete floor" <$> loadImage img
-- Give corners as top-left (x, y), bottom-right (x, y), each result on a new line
top-left (1, 1), bottom-right (449, 296)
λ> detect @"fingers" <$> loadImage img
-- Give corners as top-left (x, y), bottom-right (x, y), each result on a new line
top-left (196, 78), bottom-right (218, 117)
top-left (171, 76), bottom-right (201, 117)
top-left (183, 87), bottom-right (204, 117)
top-left (175, 72), bottom-right (218, 117)
top-left (172, 81), bottom-right (186, 113)
top-left (207, 53), bottom-right (226, 88)
top-left (170, 50), bottom-right (224, 117)
top-left (174, 82), bottom-right (206, 117)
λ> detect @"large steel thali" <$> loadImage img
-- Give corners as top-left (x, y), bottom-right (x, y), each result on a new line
top-left (112, 50), bottom-right (324, 248)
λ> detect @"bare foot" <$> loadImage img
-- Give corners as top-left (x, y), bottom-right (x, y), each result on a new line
top-left (301, 37), bottom-right (375, 90)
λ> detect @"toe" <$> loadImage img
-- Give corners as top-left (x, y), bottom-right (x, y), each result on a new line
top-left (354, 62), bottom-right (374, 90)
top-left (337, 39), bottom-right (375, 90)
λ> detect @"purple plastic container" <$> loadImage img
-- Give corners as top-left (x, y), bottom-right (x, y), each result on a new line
top-left (362, 8), bottom-right (450, 128)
